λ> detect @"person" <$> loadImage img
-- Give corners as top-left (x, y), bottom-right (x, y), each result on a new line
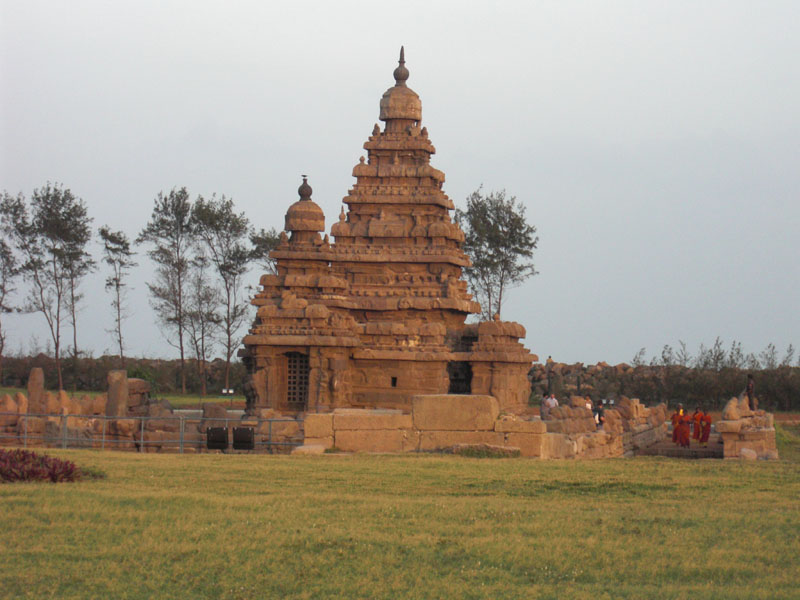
top-left (692, 407), bottom-right (702, 444)
top-left (746, 374), bottom-right (757, 411)
top-left (594, 399), bottom-right (605, 428)
top-left (671, 404), bottom-right (684, 445)
top-left (541, 393), bottom-right (558, 420)
top-left (699, 408), bottom-right (712, 447)
top-left (678, 410), bottom-right (692, 448)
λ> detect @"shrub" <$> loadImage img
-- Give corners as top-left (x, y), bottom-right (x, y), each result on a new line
top-left (0, 449), bottom-right (103, 483)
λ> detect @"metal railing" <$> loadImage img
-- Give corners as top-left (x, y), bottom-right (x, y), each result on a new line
top-left (0, 412), bottom-right (303, 454)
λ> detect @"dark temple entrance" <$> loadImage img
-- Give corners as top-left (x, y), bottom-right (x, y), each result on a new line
top-left (286, 352), bottom-right (309, 411)
top-left (447, 361), bottom-right (472, 394)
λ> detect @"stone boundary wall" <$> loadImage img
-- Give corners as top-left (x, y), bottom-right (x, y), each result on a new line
top-left (716, 395), bottom-right (778, 460)
top-left (300, 394), bottom-right (626, 459)
top-left (0, 368), bottom-right (302, 453)
top-left (541, 395), bottom-right (668, 456)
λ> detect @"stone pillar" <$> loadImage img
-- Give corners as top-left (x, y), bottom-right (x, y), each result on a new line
top-left (105, 370), bottom-right (129, 417)
top-left (27, 367), bottom-right (45, 414)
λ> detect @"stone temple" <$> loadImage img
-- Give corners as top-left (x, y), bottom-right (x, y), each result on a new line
top-left (241, 49), bottom-right (536, 415)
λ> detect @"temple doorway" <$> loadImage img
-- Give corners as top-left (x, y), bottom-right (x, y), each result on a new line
top-left (286, 352), bottom-right (309, 411)
top-left (447, 361), bottom-right (472, 394)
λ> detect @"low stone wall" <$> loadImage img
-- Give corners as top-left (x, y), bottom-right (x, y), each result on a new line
top-left (0, 368), bottom-right (302, 453)
top-left (300, 394), bottom-right (624, 459)
top-left (716, 395), bottom-right (778, 460)
top-left (612, 397), bottom-right (669, 454)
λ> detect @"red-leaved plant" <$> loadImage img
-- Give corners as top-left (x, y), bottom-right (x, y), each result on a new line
top-left (0, 449), bottom-right (84, 483)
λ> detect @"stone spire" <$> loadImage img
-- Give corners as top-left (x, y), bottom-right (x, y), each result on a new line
top-left (393, 46), bottom-right (409, 86)
top-left (331, 49), bottom-right (479, 319)
top-left (379, 47), bottom-right (421, 124)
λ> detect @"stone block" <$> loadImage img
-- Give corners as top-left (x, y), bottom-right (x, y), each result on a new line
top-left (335, 429), bottom-right (405, 453)
top-left (722, 397), bottom-right (740, 421)
top-left (14, 392), bottom-right (28, 415)
top-left (412, 395), bottom-right (499, 431)
top-left (304, 413), bottom-right (334, 438)
top-left (541, 434), bottom-right (577, 459)
top-left (43, 392), bottom-right (60, 415)
top-left (506, 432), bottom-right (544, 457)
top-left (495, 416), bottom-right (546, 434)
top-left (292, 444), bottom-right (327, 455)
top-left (260, 419), bottom-right (301, 439)
top-left (145, 418), bottom-right (181, 432)
top-left (334, 409), bottom-right (412, 430)
top-left (0, 394), bottom-right (18, 427)
top-left (570, 396), bottom-right (586, 408)
top-left (418, 430), bottom-right (504, 451)
top-left (91, 394), bottom-right (106, 415)
top-left (304, 435), bottom-right (333, 449)
top-left (740, 448), bottom-right (757, 461)
top-left (402, 429), bottom-right (420, 452)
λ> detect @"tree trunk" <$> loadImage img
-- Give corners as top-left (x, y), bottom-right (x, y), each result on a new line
top-left (55, 340), bottom-right (63, 390)
top-left (115, 280), bottom-right (125, 367)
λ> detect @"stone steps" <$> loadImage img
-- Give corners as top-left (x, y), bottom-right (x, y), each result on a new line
top-left (636, 435), bottom-right (723, 459)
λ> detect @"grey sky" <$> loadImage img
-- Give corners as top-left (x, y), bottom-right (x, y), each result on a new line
top-left (1, 1), bottom-right (798, 365)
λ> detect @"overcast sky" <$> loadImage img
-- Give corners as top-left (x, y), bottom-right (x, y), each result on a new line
top-left (1, 1), bottom-right (798, 366)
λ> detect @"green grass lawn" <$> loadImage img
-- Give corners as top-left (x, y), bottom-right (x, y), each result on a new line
top-left (1, 428), bottom-right (799, 600)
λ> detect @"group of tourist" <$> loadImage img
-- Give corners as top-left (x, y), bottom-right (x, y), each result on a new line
top-left (670, 404), bottom-right (712, 448)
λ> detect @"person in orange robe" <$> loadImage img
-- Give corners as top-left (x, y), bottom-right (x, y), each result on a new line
top-left (678, 412), bottom-right (692, 448)
top-left (692, 407), bottom-right (702, 443)
top-left (671, 405), bottom-right (683, 444)
top-left (700, 409), bottom-right (712, 446)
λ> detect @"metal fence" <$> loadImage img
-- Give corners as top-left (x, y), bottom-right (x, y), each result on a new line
top-left (0, 412), bottom-right (303, 454)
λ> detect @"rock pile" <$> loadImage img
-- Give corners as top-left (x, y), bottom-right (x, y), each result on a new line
top-left (716, 395), bottom-right (778, 460)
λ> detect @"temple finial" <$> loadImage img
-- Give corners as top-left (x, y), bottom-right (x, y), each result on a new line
top-left (393, 46), bottom-right (409, 86)
top-left (298, 175), bottom-right (312, 201)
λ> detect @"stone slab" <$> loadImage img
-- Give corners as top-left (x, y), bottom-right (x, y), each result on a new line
top-left (505, 432), bottom-right (544, 457)
top-left (334, 410), bottom-right (412, 431)
top-left (292, 444), bottom-right (327, 455)
top-left (304, 413), bottom-right (334, 438)
top-left (495, 417), bottom-right (547, 434)
top-left (418, 430), bottom-right (505, 451)
top-left (304, 435), bottom-right (333, 449)
top-left (335, 429), bottom-right (405, 453)
top-left (412, 395), bottom-right (499, 431)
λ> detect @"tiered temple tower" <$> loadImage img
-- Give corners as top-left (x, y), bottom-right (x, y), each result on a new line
top-left (242, 49), bottom-right (535, 414)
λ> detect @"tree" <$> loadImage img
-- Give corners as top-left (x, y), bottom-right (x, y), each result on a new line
top-left (99, 226), bottom-right (137, 366)
top-left (0, 238), bottom-right (20, 384)
top-left (185, 255), bottom-right (221, 396)
top-left (1, 184), bottom-right (92, 389)
top-left (64, 213), bottom-right (95, 390)
top-left (137, 188), bottom-right (194, 394)
top-left (192, 195), bottom-right (252, 391)
top-left (454, 187), bottom-right (538, 321)
top-left (250, 227), bottom-right (282, 276)
top-left (759, 343), bottom-right (778, 370)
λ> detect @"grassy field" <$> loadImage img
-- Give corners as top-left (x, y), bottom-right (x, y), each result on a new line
top-left (0, 386), bottom-right (244, 409)
top-left (1, 426), bottom-right (799, 600)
